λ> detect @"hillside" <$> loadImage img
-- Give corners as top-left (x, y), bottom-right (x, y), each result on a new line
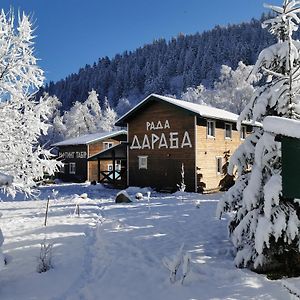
top-left (39, 16), bottom-right (276, 111)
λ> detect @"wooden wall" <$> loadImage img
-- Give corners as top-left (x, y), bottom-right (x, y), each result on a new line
top-left (88, 137), bottom-right (125, 182)
top-left (196, 119), bottom-right (251, 189)
top-left (127, 100), bottom-right (196, 192)
top-left (126, 98), bottom-right (251, 192)
top-left (57, 135), bottom-right (126, 183)
top-left (58, 145), bottom-right (88, 182)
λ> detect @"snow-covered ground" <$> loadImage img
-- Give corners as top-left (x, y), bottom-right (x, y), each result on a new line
top-left (0, 183), bottom-right (292, 299)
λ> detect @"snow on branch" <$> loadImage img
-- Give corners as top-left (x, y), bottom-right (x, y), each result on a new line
top-left (217, 0), bottom-right (300, 276)
top-left (0, 9), bottom-right (61, 196)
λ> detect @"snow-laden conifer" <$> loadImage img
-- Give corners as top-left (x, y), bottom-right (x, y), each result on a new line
top-left (61, 91), bottom-right (117, 139)
top-left (0, 9), bottom-right (61, 270)
top-left (101, 97), bottom-right (117, 132)
top-left (181, 62), bottom-right (259, 114)
top-left (39, 93), bottom-right (62, 146)
top-left (63, 90), bottom-right (102, 138)
top-left (217, 0), bottom-right (300, 277)
top-left (64, 101), bottom-right (93, 138)
top-left (0, 9), bottom-right (60, 196)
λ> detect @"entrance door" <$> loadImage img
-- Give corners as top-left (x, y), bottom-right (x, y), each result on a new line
top-left (153, 159), bottom-right (181, 192)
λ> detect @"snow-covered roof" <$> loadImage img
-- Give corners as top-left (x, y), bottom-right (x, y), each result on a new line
top-left (115, 94), bottom-right (240, 126)
top-left (52, 130), bottom-right (127, 147)
top-left (88, 142), bottom-right (127, 161)
top-left (264, 116), bottom-right (300, 139)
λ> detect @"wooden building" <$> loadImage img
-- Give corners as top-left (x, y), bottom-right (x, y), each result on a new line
top-left (52, 130), bottom-right (127, 183)
top-left (115, 94), bottom-right (252, 192)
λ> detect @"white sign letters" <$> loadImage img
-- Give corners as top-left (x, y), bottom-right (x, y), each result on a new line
top-left (146, 120), bottom-right (170, 131)
top-left (130, 120), bottom-right (192, 150)
top-left (60, 151), bottom-right (87, 159)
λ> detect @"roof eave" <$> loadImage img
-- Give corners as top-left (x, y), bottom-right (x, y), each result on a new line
top-left (115, 94), bottom-right (200, 126)
top-left (115, 94), bottom-right (156, 126)
top-left (85, 130), bottom-right (127, 145)
top-left (51, 130), bottom-right (127, 147)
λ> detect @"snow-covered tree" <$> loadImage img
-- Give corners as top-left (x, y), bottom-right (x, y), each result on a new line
top-left (0, 9), bottom-right (60, 196)
top-left (217, 0), bottom-right (300, 277)
top-left (49, 116), bottom-right (67, 145)
top-left (63, 101), bottom-right (93, 138)
top-left (181, 63), bottom-right (259, 114)
top-left (101, 97), bottom-right (117, 132)
top-left (85, 89), bottom-right (102, 120)
top-left (64, 90), bottom-right (102, 138)
top-left (0, 8), bottom-right (61, 269)
top-left (62, 91), bottom-right (117, 139)
top-left (181, 85), bottom-right (207, 105)
top-left (40, 16), bottom-right (276, 113)
top-left (115, 97), bottom-right (132, 116)
top-left (39, 93), bottom-right (62, 146)
top-left (52, 115), bottom-right (66, 143)
top-left (213, 62), bottom-right (259, 114)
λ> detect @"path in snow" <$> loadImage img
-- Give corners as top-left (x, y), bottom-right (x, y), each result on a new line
top-left (61, 192), bottom-right (287, 300)
top-left (0, 184), bottom-right (108, 300)
top-left (0, 184), bottom-right (291, 299)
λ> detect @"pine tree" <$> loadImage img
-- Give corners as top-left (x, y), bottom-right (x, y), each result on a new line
top-left (213, 62), bottom-right (259, 114)
top-left (0, 9), bottom-right (60, 196)
top-left (83, 89), bottom-right (102, 133)
top-left (39, 16), bottom-right (275, 111)
top-left (101, 97), bottom-right (117, 132)
top-left (115, 97), bottom-right (132, 116)
top-left (39, 93), bottom-right (62, 147)
top-left (181, 85), bottom-right (207, 104)
top-left (181, 62), bottom-right (259, 114)
top-left (217, 0), bottom-right (300, 277)
top-left (63, 101), bottom-right (93, 138)
top-left (52, 115), bottom-right (66, 142)
top-left (85, 89), bottom-right (102, 120)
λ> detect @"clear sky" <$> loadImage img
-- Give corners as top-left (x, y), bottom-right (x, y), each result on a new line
top-left (2, 0), bottom-right (281, 83)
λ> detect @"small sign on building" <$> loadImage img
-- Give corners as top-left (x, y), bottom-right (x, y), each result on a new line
top-left (282, 136), bottom-right (300, 199)
top-left (264, 116), bottom-right (300, 199)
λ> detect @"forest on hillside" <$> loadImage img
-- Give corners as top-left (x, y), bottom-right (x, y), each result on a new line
top-left (38, 15), bottom-right (278, 112)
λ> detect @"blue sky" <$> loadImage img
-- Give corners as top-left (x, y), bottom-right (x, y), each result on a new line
top-left (2, 0), bottom-right (280, 83)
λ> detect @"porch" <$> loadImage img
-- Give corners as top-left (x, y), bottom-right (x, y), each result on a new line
top-left (88, 143), bottom-right (127, 188)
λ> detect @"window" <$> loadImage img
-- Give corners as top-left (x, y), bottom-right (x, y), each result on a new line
top-left (240, 126), bottom-right (246, 140)
top-left (107, 162), bottom-right (121, 171)
top-left (225, 123), bottom-right (232, 139)
top-left (103, 142), bottom-right (113, 149)
top-left (207, 120), bottom-right (215, 138)
top-left (216, 157), bottom-right (223, 174)
top-left (116, 160), bottom-right (121, 171)
top-left (138, 156), bottom-right (148, 170)
top-left (69, 162), bottom-right (76, 174)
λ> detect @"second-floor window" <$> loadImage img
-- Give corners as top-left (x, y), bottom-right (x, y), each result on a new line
top-left (103, 142), bottom-right (113, 149)
top-left (207, 120), bottom-right (215, 138)
top-left (225, 123), bottom-right (232, 139)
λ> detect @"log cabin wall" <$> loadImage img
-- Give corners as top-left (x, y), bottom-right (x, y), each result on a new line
top-left (196, 119), bottom-right (251, 189)
top-left (127, 100), bottom-right (196, 192)
top-left (88, 138), bottom-right (123, 182)
top-left (58, 145), bottom-right (88, 182)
